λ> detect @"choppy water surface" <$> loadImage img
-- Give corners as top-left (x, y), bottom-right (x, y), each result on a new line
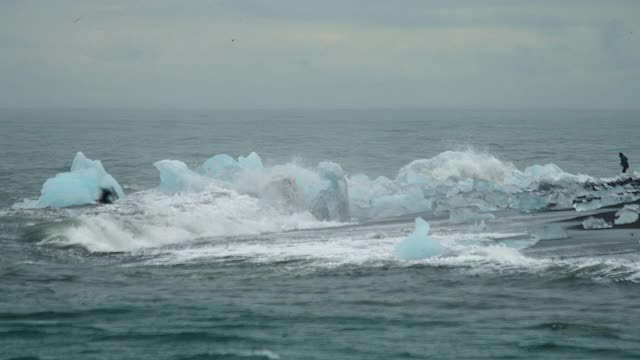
top-left (1, 109), bottom-right (640, 359)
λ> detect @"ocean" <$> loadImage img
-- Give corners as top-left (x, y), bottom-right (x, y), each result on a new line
top-left (1, 109), bottom-right (640, 359)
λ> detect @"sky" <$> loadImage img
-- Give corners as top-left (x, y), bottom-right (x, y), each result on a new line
top-left (1, 0), bottom-right (639, 109)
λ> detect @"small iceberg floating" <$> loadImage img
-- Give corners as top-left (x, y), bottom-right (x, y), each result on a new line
top-left (395, 217), bottom-right (446, 260)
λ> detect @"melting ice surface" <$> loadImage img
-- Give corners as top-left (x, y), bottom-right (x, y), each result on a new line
top-left (615, 205), bottom-right (640, 225)
top-left (13, 152), bottom-right (124, 209)
top-left (395, 218), bottom-right (446, 260)
top-left (582, 217), bottom-right (613, 230)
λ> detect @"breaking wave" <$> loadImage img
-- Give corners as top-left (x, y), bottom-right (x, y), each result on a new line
top-left (30, 189), bottom-right (338, 253)
top-left (7, 149), bottom-right (640, 273)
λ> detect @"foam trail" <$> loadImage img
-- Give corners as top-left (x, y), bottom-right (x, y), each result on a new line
top-left (38, 190), bottom-right (336, 252)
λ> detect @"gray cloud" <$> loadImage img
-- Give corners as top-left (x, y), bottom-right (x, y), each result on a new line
top-left (1, 1), bottom-right (639, 108)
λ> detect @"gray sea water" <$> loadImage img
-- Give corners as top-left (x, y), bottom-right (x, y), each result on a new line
top-left (1, 109), bottom-right (640, 359)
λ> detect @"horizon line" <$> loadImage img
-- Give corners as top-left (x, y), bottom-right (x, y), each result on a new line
top-left (2, 106), bottom-right (640, 112)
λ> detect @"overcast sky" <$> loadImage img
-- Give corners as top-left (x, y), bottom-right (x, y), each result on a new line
top-left (1, 0), bottom-right (639, 109)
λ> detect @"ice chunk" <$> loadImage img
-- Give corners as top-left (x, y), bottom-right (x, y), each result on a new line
top-left (369, 188), bottom-right (432, 219)
top-left (582, 217), bottom-right (613, 230)
top-left (512, 164), bottom-right (569, 188)
top-left (574, 191), bottom-right (640, 212)
top-left (15, 152), bottom-right (124, 208)
top-left (198, 152), bottom-right (263, 181)
top-left (516, 192), bottom-right (549, 212)
top-left (154, 160), bottom-right (210, 193)
top-left (238, 152), bottom-right (264, 171)
top-left (310, 162), bottom-right (350, 221)
top-left (614, 205), bottom-right (640, 225)
top-left (395, 218), bottom-right (446, 260)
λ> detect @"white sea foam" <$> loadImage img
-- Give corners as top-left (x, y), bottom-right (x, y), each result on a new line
top-left (38, 189), bottom-right (339, 253)
top-left (126, 214), bottom-right (640, 283)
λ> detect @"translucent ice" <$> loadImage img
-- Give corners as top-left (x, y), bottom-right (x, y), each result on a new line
top-left (582, 217), bottom-right (612, 230)
top-left (154, 159), bottom-right (211, 193)
top-left (614, 205), bottom-right (640, 225)
top-left (348, 174), bottom-right (431, 219)
top-left (198, 152), bottom-right (264, 182)
top-left (310, 161), bottom-right (350, 221)
top-left (395, 218), bottom-right (446, 260)
top-left (16, 152), bottom-right (124, 208)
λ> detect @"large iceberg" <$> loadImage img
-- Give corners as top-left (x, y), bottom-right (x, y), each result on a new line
top-left (16, 152), bottom-right (124, 208)
top-left (395, 218), bottom-right (446, 260)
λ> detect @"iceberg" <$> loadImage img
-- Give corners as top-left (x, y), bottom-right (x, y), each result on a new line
top-left (154, 159), bottom-right (211, 193)
top-left (198, 152), bottom-right (263, 182)
top-left (395, 218), bottom-right (446, 260)
top-left (17, 152), bottom-right (124, 208)
top-left (310, 161), bottom-right (350, 221)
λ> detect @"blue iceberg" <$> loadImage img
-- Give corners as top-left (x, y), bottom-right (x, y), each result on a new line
top-left (395, 218), bottom-right (446, 260)
top-left (154, 159), bottom-right (210, 193)
top-left (197, 152), bottom-right (263, 182)
top-left (23, 152), bottom-right (124, 208)
top-left (310, 161), bottom-right (350, 221)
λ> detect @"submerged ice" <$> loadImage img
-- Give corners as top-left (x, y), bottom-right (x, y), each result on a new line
top-left (14, 152), bottom-right (124, 209)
